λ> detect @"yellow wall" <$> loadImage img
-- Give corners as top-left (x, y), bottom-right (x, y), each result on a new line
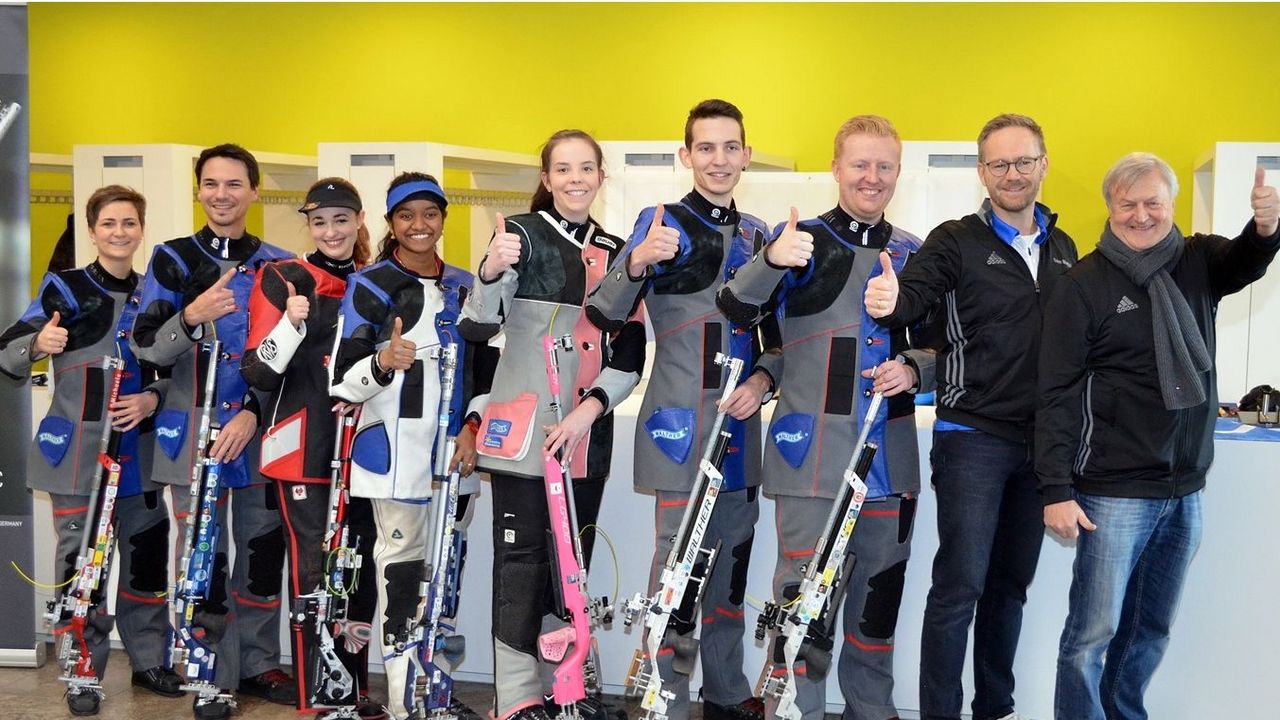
top-left (28, 2), bottom-right (1280, 272)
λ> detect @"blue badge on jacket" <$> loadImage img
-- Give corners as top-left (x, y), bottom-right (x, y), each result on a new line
top-left (351, 422), bottom-right (391, 475)
top-left (770, 413), bottom-right (814, 469)
top-left (35, 416), bottom-right (75, 467)
top-left (484, 418), bottom-right (512, 448)
top-left (644, 407), bottom-right (696, 465)
top-left (154, 409), bottom-right (188, 461)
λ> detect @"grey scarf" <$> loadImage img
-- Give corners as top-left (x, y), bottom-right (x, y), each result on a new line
top-left (1096, 224), bottom-right (1211, 410)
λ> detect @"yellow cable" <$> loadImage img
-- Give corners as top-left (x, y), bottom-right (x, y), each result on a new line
top-left (11, 560), bottom-right (75, 590)
top-left (578, 523), bottom-right (620, 608)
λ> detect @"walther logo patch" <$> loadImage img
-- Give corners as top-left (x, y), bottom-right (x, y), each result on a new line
top-left (650, 428), bottom-right (688, 440)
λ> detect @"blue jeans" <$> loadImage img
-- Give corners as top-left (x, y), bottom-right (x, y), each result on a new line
top-left (1055, 490), bottom-right (1203, 720)
top-left (919, 430), bottom-right (1044, 720)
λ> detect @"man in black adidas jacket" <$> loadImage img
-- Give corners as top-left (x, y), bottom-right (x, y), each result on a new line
top-left (1036, 153), bottom-right (1279, 720)
top-left (866, 114), bottom-right (1077, 720)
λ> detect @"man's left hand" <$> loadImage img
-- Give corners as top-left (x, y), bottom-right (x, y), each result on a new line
top-left (719, 371), bottom-right (770, 420)
top-left (861, 359), bottom-right (918, 397)
top-left (208, 409), bottom-right (257, 463)
top-left (109, 391), bottom-right (158, 432)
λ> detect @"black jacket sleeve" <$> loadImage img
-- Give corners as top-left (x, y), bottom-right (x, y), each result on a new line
top-left (876, 226), bottom-right (962, 329)
top-left (1035, 274), bottom-right (1094, 505)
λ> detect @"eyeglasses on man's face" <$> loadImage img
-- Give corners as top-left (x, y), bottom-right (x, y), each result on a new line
top-left (981, 155), bottom-right (1044, 176)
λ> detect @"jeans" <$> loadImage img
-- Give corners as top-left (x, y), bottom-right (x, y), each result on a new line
top-left (1055, 490), bottom-right (1203, 720)
top-left (919, 430), bottom-right (1044, 720)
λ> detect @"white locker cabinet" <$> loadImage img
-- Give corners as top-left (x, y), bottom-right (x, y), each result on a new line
top-left (1192, 142), bottom-right (1280, 403)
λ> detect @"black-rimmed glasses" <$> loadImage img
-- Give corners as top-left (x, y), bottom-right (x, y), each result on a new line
top-left (981, 156), bottom-right (1043, 176)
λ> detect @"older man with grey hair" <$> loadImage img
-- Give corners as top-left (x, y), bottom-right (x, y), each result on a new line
top-left (1036, 152), bottom-right (1279, 720)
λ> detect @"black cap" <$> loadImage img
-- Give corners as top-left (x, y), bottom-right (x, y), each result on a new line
top-left (299, 182), bottom-right (362, 214)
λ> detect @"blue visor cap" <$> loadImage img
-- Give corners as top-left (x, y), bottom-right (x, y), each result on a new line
top-left (386, 180), bottom-right (448, 215)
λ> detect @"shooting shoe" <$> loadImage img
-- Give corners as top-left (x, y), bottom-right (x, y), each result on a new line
top-left (132, 665), bottom-right (186, 697)
top-left (703, 696), bottom-right (765, 720)
top-left (238, 668), bottom-right (298, 705)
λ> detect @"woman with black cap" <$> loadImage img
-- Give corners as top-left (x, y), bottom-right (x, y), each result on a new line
top-left (241, 176), bottom-right (386, 719)
top-left (459, 130), bottom-right (646, 720)
top-left (329, 172), bottom-right (497, 720)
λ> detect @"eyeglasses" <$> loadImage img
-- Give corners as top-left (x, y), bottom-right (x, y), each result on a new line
top-left (981, 156), bottom-right (1043, 176)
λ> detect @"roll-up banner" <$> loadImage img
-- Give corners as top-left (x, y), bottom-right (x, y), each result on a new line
top-left (0, 3), bottom-right (40, 668)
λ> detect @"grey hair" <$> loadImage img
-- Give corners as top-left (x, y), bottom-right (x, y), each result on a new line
top-left (1102, 152), bottom-right (1179, 205)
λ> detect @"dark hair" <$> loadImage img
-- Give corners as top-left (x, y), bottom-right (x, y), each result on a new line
top-left (195, 143), bottom-right (261, 189)
top-left (531, 129), bottom-right (604, 215)
top-left (684, 98), bottom-right (745, 149)
top-left (86, 184), bottom-right (146, 229)
top-left (377, 172), bottom-right (446, 263)
top-left (304, 177), bottom-right (371, 267)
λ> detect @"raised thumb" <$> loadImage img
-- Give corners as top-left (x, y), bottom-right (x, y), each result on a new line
top-left (879, 251), bottom-right (896, 278)
top-left (285, 280), bottom-right (297, 297)
top-left (786, 206), bottom-right (799, 232)
top-left (1256, 164), bottom-right (1267, 190)
top-left (496, 212), bottom-right (506, 235)
top-left (651, 203), bottom-right (665, 229)
top-left (47, 310), bottom-right (61, 327)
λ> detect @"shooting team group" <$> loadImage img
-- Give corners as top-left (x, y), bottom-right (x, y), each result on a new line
top-left (4, 100), bottom-right (1277, 720)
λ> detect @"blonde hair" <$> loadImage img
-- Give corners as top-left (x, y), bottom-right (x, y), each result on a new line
top-left (833, 115), bottom-right (901, 160)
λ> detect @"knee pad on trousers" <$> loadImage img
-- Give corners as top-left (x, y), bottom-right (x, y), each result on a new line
top-left (494, 561), bottom-right (547, 655)
top-left (204, 552), bottom-right (231, 615)
top-left (727, 535), bottom-right (754, 606)
top-left (860, 559), bottom-right (908, 640)
top-left (670, 545), bottom-right (715, 637)
top-left (246, 526), bottom-right (286, 597)
top-left (143, 490), bottom-right (160, 511)
top-left (60, 549), bottom-right (79, 586)
top-left (128, 518), bottom-right (169, 594)
top-left (898, 497), bottom-right (918, 544)
top-left (383, 560), bottom-right (426, 643)
top-left (455, 493), bottom-right (471, 522)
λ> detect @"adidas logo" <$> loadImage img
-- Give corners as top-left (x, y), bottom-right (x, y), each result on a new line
top-left (986, 251), bottom-right (1007, 266)
top-left (1116, 295), bottom-right (1139, 314)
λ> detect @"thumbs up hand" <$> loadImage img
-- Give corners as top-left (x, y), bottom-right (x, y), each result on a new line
top-left (764, 207), bottom-right (814, 268)
top-left (34, 310), bottom-right (69, 356)
top-left (864, 251), bottom-right (899, 319)
top-left (1251, 165), bottom-right (1278, 238)
top-left (377, 316), bottom-right (417, 372)
top-left (283, 280), bottom-right (309, 329)
top-left (479, 213), bottom-right (524, 282)
top-left (627, 204), bottom-right (681, 276)
top-left (182, 267), bottom-right (238, 326)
